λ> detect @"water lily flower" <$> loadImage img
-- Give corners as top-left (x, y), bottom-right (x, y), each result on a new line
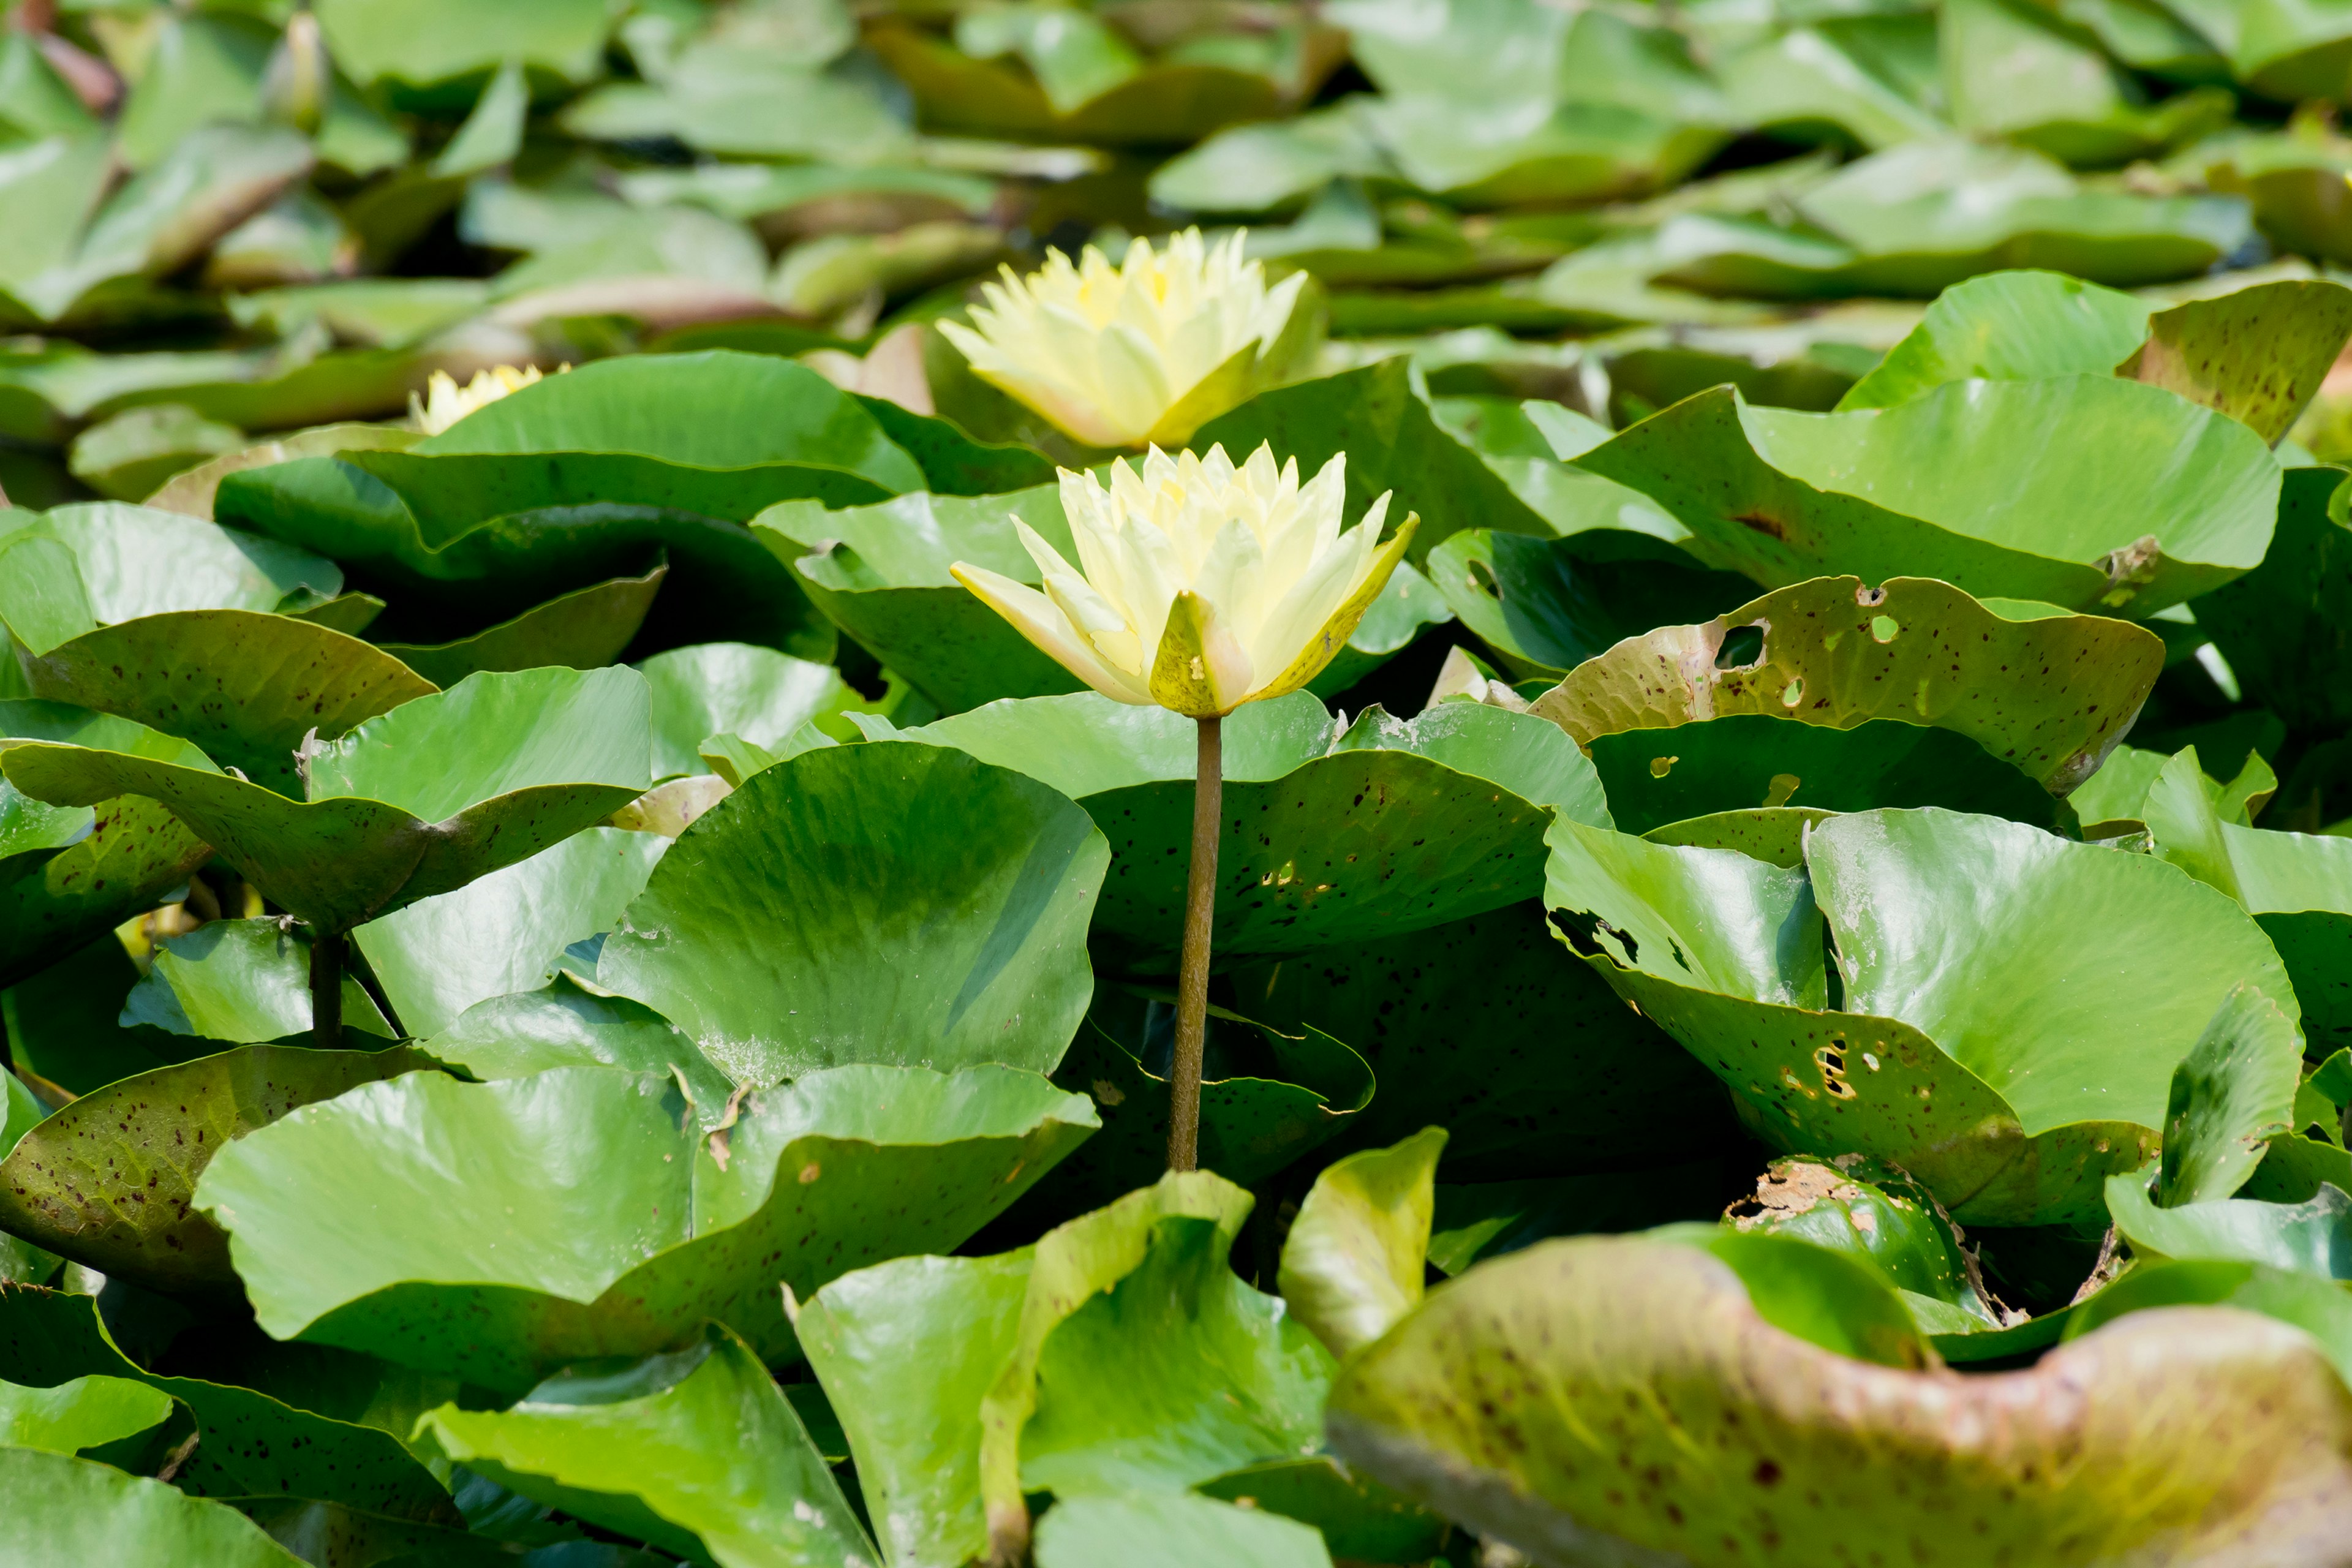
top-left (955, 440), bottom-right (1414, 1174)
top-left (935, 229), bottom-right (1311, 450)
top-left (952, 442), bottom-right (1416, 718)
top-left (409, 364), bottom-right (559, 436)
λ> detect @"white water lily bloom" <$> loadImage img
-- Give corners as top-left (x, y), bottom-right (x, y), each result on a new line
top-left (952, 442), bottom-right (1417, 717)
top-left (410, 364), bottom-right (556, 435)
top-left (935, 229), bottom-right (1311, 450)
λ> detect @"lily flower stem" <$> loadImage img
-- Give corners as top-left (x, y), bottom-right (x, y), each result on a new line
top-left (311, 927), bottom-right (344, 1052)
top-left (1167, 714), bottom-right (1223, 1172)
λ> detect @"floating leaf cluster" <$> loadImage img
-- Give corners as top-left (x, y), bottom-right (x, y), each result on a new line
top-left (1, 1), bottom-right (2351, 1564)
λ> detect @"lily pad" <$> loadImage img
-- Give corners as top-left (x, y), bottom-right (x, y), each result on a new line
top-left (0, 1285), bottom-right (459, 1521)
top-left (0, 702), bottom-right (215, 987)
top-left (2118, 279), bottom-right (2352, 444)
top-left (2162, 981), bottom-right (2307, 1205)
top-left (1324, 1233), bottom-right (2352, 1566)
top-left (0, 502), bottom-right (342, 646)
top-left (413, 1323), bottom-right (875, 1568)
top-left (598, 742), bottom-right (1108, 1086)
top-left (0, 1447), bottom-right (309, 1566)
top-left (379, 563), bottom-right (668, 688)
top-left (217, 453), bottom-right (837, 664)
top-left (417, 978), bottom-right (736, 1130)
top-left (869, 692), bottom-right (1609, 970)
top-left (0, 1373), bottom-right (173, 1457)
top-left (13, 609), bottom-right (436, 796)
top-left (636, 641), bottom-right (858, 780)
top-left (1835, 270), bottom-right (2154, 412)
top-left (1722, 1154), bottom-right (1999, 1330)
top-left (352, 826), bottom-right (667, 1038)
top-left (3, 665), bottom-right (654, 934)
top-left (1942, 0), bottom-right (2233, 168)
top-left (1, 936), bottom-right (218, 1096)
top-left (349, 353), bottom-right (923, 534)
top-left (1193, 1457), bottom-right (1449, 1567)
top-left (1531, 575), bottom-right (2165, 793)
top-left (2106, 1164), bottom-right (2352, 1277)
top-left (1547, 807), bottom-right (2299, 1224)
top-left (0, 1042), bottom-right (419, 1294)
top-left (2141, 744), bottom-right (2352, 1051)
top-left (123, 918), bottom-right (396, 1044)
top-left (1276, 1128), bottom-right (1446, 1360)
top-left (1573, 378), bottom-right (2279, 614)
top-left (196, 1063), bottom-right (1098, 1392)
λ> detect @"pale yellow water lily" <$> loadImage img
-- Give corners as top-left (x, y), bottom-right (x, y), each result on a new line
top-left (952, 442), bottom-right (1416, 717)
top-left (935, 229), bottom-right (1311, 450)
top-left (409, 364), bottom-right (561, 436)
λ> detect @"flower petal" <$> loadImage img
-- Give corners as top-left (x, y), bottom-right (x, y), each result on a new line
top-left (1249, 511), bottom-right (1420, 704)
top-left (951, 562), bottom-right (1151, 704)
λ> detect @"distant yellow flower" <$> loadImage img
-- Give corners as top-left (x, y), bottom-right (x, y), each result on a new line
top-left (937, 230), bottom-right (1310, 450)
top-left (410, 364), bottom-right (559, 436)
top-left (953, 442), bottom-right (1415, 717)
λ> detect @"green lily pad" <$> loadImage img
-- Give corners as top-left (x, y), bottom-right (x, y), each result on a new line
top-left (0, 503), bottom-right (340, 646)
top-left (379, 563), bottom-right (668, 688)
top-left (0, 1284), bottom-right (460, 1521)
top-left (317, 0), bottom-right (613, 97)
top-left (2107, 1163), bottom-right (2352, 1276)
top-left (413, 1322), bottom-right (875, 1567)
top-left (2119, 279), bottom-right (2352, 444)
top-left (758, 484), bottom-right (1101, 716)
top-left (635, 641), bottom-right (858, 780)
top-left (0, 1042), bottom-right (418, 1294)
top-left (867, 20), bottom-right (1303, 147)
top-left (1277, 1128), bottom-right (1446, 1360)
top-left (1547, 807), bottom-right (2298, 1224)
top-left (850, 393), bottom-right (1059, 496)
top-left (217, 453), bottom-right (837, 663)
top-left (1836, 270), bottom-right (2154, 412)
top-left (1943, 0), bottom-right (2233, 168)
top-left (0, 1072), bottom-right (60, 1285)
top-left (0, 702), bottom-right (215, 988)
top-left (0, 1447), bottom-right (309, 1566)
top-left (2162, 981), bottom-right (2307, 1205)
top-left (350, 826), bottom-right (666, 1039)
top-left (2196, 467), bottom-right (2352, 737)
top-left (350, 353), bottom-right (922, 532)
top-left (1532, 575), bottom-right (2164, 794)
top-left (599, 742), bottom-right (1106, 1085)
top-left (417, 978), bottom-right (736, 1130)
top-left (122, 918), bottom-right (396, 1044)
top-left (1036, 1492), bottom-right (1333, 1568)
top-left (2060, 1256), bottom-right (2352, 1388)
top-left (1192, 360), bottom-right (1553, 562)
top-left (870, 692), bottom-right (1608, 970)
top-left (196, 1063), bottom-right (1098, 1392)
top-left (14, 609), bottom-right (436, 796)
top-left (1425, 1163), bottom-right (1745, 1276)
top-left (802, 1170), bottom-right (1330, 1567)
top-left (2160, 0), bottom-right (2352, 104)
top-left (0, 1373), bottom-right (173, 1457)
top-left (1722, 1154), bottom-right (1999, 1329)
top-left (66, 404), bottom-right (245, 502)
top-left (146, 423), bottom-right (420, 522)
top-left (2, 665), bottom-right (654, 934)
top-left (2141, 744), bottom-right (2352, 1052)
top-left (1324, 1233), bottom-right (2352, 1565)
top-left (1233, 899), bottom-right (1739, 1181)
top-left (1574, 379), bottom-right (2279, 614)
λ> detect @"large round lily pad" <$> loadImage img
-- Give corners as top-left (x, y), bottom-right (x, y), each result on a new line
top-left (1325, 1234), bottom-right (2352, 1566)
top-left (598, 741), bottom-right (1109, 1087)
top-left (1572, 377), bottom-right (2279, 614)
top-left (1530, 574), bottom-right (2165, 793)
top-left (2, 665), bottom-right (653, 933)
top-left (870, 691), bottom-right (1610, 971)
top-left (1547, 807), bottom-right (2299, 1224)
top-left (195, 1063), bottom-right (1098, 1393)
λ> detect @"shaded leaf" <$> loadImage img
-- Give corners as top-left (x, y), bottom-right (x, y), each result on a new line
top-left (1277, 1128), bottom-right (1446, 1359)
top-left (380, 564), bottom-right (667, 688)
